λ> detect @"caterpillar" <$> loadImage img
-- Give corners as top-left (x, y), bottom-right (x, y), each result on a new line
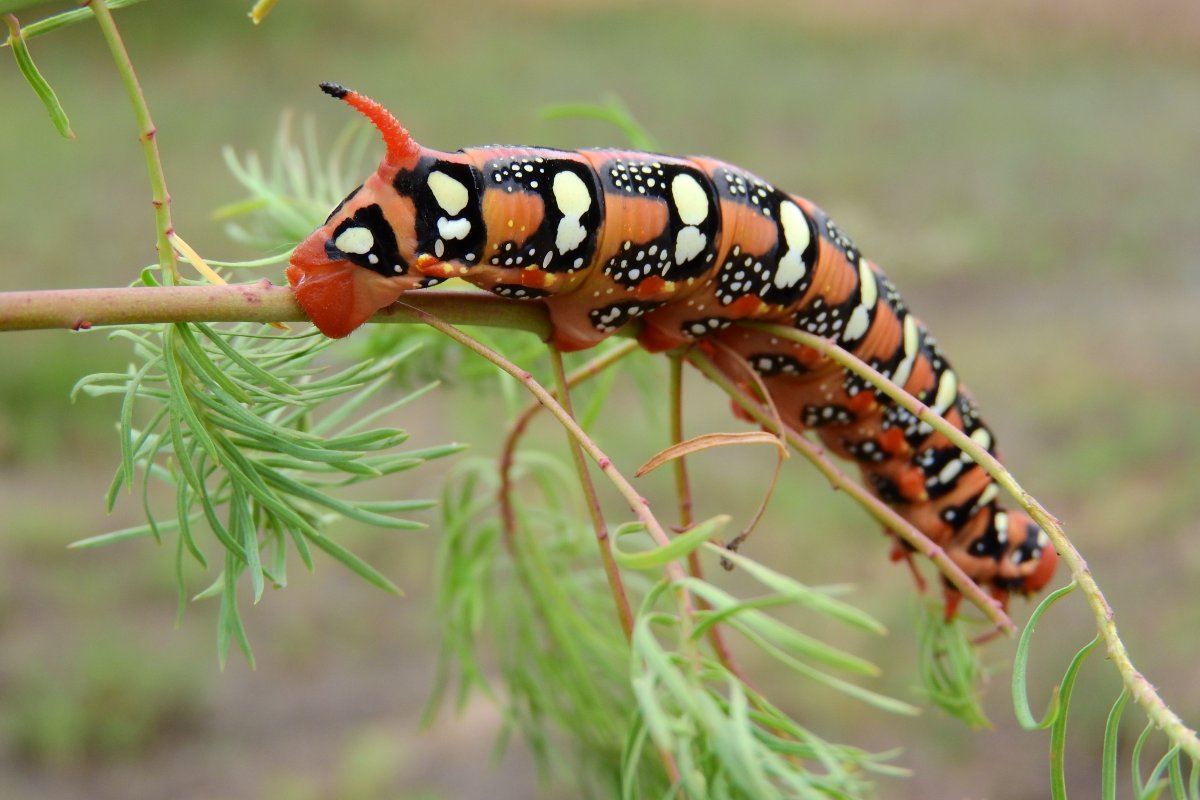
top-left (287, 83), bottom-right (1058, 615)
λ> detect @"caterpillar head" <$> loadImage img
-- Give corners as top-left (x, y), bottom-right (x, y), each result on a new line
top-left (286, 84), bottom-right (430, 338)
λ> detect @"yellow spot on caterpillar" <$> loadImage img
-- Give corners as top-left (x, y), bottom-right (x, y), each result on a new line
top-left (932, 369), bottom-right (958, 416)
top-left (671, 173), bottom-right (709, 225)
top-left (428, 170), bottom-right (469, 215)
top-left (773, 201), bottom-right (810, 289)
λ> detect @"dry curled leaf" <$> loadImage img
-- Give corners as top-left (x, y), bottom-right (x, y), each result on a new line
top-left (636, 431), bottom-right (787, 477)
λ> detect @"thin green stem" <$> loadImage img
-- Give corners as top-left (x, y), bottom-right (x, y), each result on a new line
top-left (748, 321), bottom-right (1199, 761)
top-left (86, 0), bottom-right (178, 282)
top-left (687, 347), bottom-right (1015, 635)
top-left (0, 0), bottom-right (150, 42)
top-left (547, 346), bottom-right (636, 641)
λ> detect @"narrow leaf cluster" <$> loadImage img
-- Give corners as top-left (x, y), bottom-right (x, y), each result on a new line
top-left (73, 318), bottom-right (463, 665)
top-left (1013, 584), bottom-right (1200, 799)
top-left (428, 452), bottom-right (916, 798)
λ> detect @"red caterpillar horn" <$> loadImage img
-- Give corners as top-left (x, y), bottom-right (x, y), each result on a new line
top-left (319, 82), bottom-right (421, 165)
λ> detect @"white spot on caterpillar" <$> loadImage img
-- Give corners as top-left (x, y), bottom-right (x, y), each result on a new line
top-left (970, 427), bottom-right (993, 451)
top-left (434, 239), bottom-right (445, 258)
top-left (334, 226), bottom-right (374, 255)
top-left (671, 173), bottom-right (708, 225)
top-left (772, 201), bottom-right (810, 289)
top-left (557, 219), bottom-right (587, 254)
top-left (553, 170), bottom-right (591, 253)
top-left (975, 483), bottom-right (999, 509)
top-left (843, 307), bottom-right (868, 342)
top-left (938, 458), bottom-right (963, 486)
top-left (367, 254), bottom-right (379, 265)
top-left (995, 511), bottom-right (1010, 546)
top-left (675, 226), bottom-right (706, 264)
top-left (437, 217), bottom-right (471, 240)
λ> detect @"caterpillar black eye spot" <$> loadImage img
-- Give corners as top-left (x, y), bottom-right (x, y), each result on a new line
top-left (323, 203), bottom-right (405, 277)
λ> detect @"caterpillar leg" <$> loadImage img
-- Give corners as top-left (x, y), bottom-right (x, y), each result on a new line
top-left (942, 586), bottom-right (963, 621)
top-left (888, 534), bottom-right (929, 594)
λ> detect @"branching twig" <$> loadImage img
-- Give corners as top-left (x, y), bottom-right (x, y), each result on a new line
top-left (686, 347), bottom-right (1016, 635)
top-left (6, 279), bottom-right (1191, 759)
top-left (547, 346), bottom-right (636, 640)
top-left (401, 304), bottom-right (687, 786)
top-left (403, 304), bottom-right (687, 576)
top-left (667, 354), bottom-right (752, 687)
top-left (87, 0), bottom-right (179, 282)
top-left (749, 321), bottom-right (1200, 761)
top-left (497, 340), bottom-right (640, 546)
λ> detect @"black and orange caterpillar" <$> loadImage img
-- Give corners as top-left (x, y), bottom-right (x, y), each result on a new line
top-left (287, 83), bottom-right (1057, 614)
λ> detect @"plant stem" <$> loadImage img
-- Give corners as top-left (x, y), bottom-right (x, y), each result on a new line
top-left (749, 321), bottom-right (1199, 760)
top-left (402, 303), bottom-right (693, 588)
top-left (547, 347), bottom-right (636, 641)
top-left (0, 284), bottom-right (553, 336)
top-left (668, 354), bottom-right (751, 682)
top-left (497, 341), bottom-right (640, 546)
top-left (407, 304), bottom-right (687, 789)
top-left (669, 355), bottom-right (695, 530)
top-left (0, 0), bottom-right (150, 42)
top-left (86, 0), bottom-right (178, 283)
top-left (687, 348), bottom-right (1016, 635)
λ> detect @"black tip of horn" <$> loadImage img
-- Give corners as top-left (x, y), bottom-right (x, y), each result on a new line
top-left (319, 82), bottom-right (349, 99)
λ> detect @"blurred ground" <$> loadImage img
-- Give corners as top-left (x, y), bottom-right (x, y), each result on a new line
top-left (1, 0), bottom-right (1198, 798)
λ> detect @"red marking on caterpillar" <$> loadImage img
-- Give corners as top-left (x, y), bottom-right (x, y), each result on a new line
top-left (287, 85), bottom-right (1057, 614)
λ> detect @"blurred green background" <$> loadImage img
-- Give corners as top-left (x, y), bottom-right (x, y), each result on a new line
top-left (1, 0), bottom-right (1198, 797)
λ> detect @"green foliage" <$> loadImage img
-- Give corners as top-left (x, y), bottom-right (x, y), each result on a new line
top-left (428, 454), bottom-right (645, 795)
top-left (625, 548), bottom-right (914, 798)
top-left (72, 314), bottom-right (462, 665)
top-left (541, 96), bottom-right (660, 152)
top-left (1013, 585), bottom-right (1200, 799)
top-left (4, 3), bottom-right (1199, 797)
top-left (218, 113), bottom-right (375, 254)
top-left (3, 13), bottom-right (73, 138)
top-left (426, 453), bottom-right (916, 797)
top-left (0, 0), bottom-right (150, 34)
top-left (915, 602), bottom-right (989, 727)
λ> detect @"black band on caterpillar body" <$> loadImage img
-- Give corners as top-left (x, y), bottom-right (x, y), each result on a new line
top-left (285, 84), bottom-right (1058, 614)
